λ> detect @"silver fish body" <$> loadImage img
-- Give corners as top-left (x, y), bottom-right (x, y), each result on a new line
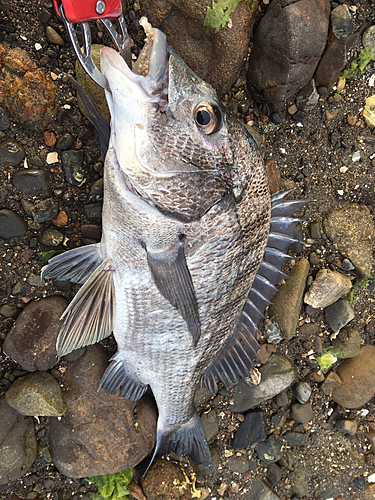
top-left (42, 27), bottom-right (303, 469)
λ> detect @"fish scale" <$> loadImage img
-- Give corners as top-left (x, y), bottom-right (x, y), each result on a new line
top-left (42, 27), bottom-right (307, 472)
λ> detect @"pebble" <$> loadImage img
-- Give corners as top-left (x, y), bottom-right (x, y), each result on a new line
top-left (52, 210), bottom-right (68, 228)
top-left (89, 178), bottom-right (104, 201)
top-left (270, 111), bottom-right (282, 124)
top-left (80, 224), bottom-right (101, 240)
top-left (266, 463), bottom-right (282, 486)
top-left (324, 298), bottom-right (355, 332)
top-left (268, 258), bottom-right (310, 340)
top-left (45, 26), bottom-right (64, 46)
top-left (321, 372), bottom-right (341, 396)
top-left (353, 475), bottom-right (366, 489)
top-left (324, 204), bottom-right (375, 277)
top-left (318, 486), bottom-right (340, 499)
top-left (0, 304), bottom-right (17, 318)
top-left (332, 346), bottom-right (375, 408)
top-left (363, 25), bottom-right (375, 54)
top-left (27, 274), bottom-right (45, 287)
top-left (304, 268), bottom-right (352, 309)
top-left (309, 251), bottom-right (320, 265)
top-left (12, 169), bottom-right (51, 197)
top-left (201, 409), bottom-right (219, 443)
top-left (226, 455), bottom-right (250, 473)
top-left (50, 345), bottom-right (157, 477)
top-left (335, 419), bottom-right (358, 435)
top-left (332, 325), bottom-right (361, 358)
top-left (233, 411), bottom-right (266, 449)
top-left (290, 403), bottom-right (313, 423)
top-left (310, 221), bottom-right (321, 240)
top-left (39, 228), bottom-right (64, 246)
top-left (0, 139), bottom-right (25, 167)
top-left (84, 204), bottom-right (102, 223)
top-left (43, 131), bottom-right (57, 147)
top-left (0, 209), bottom-right (27, 238)
top-left (257, 343), bottom-right (277, 364)
top-left (56, 132), bottom-right (75, 150)
top-left (342, 258), bottom-right (355, 271)
top-left (0, 106), bottom-right (10, 130)
top-left (288, 104), bottom-right (297, 115)
top-left (331, 4), bottom-right (353, 40)
top-left (30, 198), bottom-right (59, 223)
top-left (61, 150), bottom-right (85, 186)
top-left (289, 223), bottom-right (304, 254)
top-left (299, 323), bottom-right (320, 336)
top-left (284, 431), bottom-right (309, 447)
top-left (0, 396), bottom-right (37, 484)
top-left (141, 459), bottom-right (192, 500)
top-left (295, 381), bottom-right (312, 404)
top-left (257, 436), bottom-right (284, 463)
top-left (5, 371), bottom-right (67, 417)
top-left (232, 352), bottom-right (298, 411)
top-left (246, 478), bottom-right (281, 500)
top-left (275, 391), bottom-right (289, 407)
top-left (291, 471), bottom-right (309, 497)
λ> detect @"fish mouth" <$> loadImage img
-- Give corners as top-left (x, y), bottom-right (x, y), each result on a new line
top-left (100, 26), bottom-right (168, 104)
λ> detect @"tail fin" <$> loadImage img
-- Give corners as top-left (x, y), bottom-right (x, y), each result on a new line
top-left (145, 413), bottom-right (213, 475)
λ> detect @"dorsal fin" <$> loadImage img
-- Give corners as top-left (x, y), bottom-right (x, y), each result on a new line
top-left (202, 192), bottom-right (309, 393)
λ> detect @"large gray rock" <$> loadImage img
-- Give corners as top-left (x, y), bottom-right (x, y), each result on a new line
top-left (139, 0), bottom-right (258, 95)
top-left (0, 209), bottom-right (27, 239)
top-left (324, 204), bottom-right (375, 277)
top-left (232, 352), bottom-right (298, 412)
top-left (268, 258), bottom-right (310, 340)
top-left (247, 0), bottom-right (330, 103)
top-left (49, 345), bottom-right (157, 478)
top-left (5, 371), bottom-right (67, 417)
top-left (304, 268), bottom-right (352, 309)
top-left (324, 298), bottom-right (355, 332)
top-left (0, 396), bottom-right (37, 484)
top-left (3, 296), bottom-right (68, 371)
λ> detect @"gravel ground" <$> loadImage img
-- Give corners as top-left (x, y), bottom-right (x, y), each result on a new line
top-left (0, 0), bottom-right (375, 499)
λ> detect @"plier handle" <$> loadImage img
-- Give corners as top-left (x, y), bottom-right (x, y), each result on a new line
top-left (53, 0), bottom-right (131, 88)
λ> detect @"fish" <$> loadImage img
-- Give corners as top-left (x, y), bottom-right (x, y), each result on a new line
top-left (42, 22), bottom-right (305, 471)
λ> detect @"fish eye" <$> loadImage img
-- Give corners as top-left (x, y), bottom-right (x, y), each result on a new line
top-left (194, 101), bottom-right (221, 135)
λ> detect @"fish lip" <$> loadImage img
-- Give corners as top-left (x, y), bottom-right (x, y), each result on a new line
top-left (100, 28), bottom-right (168, 101)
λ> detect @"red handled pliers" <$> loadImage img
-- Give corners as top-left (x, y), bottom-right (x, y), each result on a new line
top-left (53, 0), bottom-right (131, 88)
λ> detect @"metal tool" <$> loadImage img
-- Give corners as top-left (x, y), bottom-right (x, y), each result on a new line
top-left (53, 0), bottom-right (131, 88)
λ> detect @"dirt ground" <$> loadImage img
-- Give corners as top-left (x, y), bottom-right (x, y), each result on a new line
top-left (0, 0), bottom-right (375, 499)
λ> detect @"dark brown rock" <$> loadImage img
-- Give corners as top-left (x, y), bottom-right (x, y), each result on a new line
top-left (265, 159), bottom-right (281, 194)
top-left (141, 459), bottom-right (192, 500)
top-left (139, 0), bottom-right (258, 95)
top-left (3, 296), bottom-right (68, 372)
top-left (321, 371), bottom-right (341, 395)
top-left (49, 345), bottom-right (157, 478)
top-left (324, 204), bottom-right (375, 277)
top-left (332, 346), bottom-right (375, 408)
top-left (247, 0), bottom-right (330, 103)
top-left (0, 396), bottom-right (37, 484)
top-left (0, 43), bottom-right (58, 131)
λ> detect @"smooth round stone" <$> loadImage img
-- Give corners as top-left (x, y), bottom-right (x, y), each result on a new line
top-left (0, 139), bottom-right (25, 167)
top-left (290, 402), bottom-right (313, 423)
top-left (270, 111), bottom-right (282, 124)
top-left (226, 455), bottom-right (250, 473)
top-left (80, 224), bottom-right (101, 240)
top-left (84, 204), bottom-right (102, 223)
top-left (46, 26), bottom-right (64, 46)
top-left (39, 228), bottom-right (64, 246)
top-left (56, 132), bottom-right (75, 150)
top-left (0, 209), bottom-right (27, 238)
top-left (12, 169), bottom-right (51, 196)
top-left (0, 304), bottom-right (17, 318)
top-left (257, 436), bottom-right (284, 463)
top-left (0, 107), bottom-right (10, 131)
top-left (295, 381), bottom-right (312, 404)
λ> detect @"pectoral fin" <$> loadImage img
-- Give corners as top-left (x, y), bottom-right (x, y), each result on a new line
top-left (146, 238), bottom-right (201, 345)
top-left (57, 258), bottom-right (115, 357)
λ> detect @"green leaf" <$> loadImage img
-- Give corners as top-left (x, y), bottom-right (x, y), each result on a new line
top-left (204, 0), bottom-right (252, 32)
top-left (37, 249), bottom-right (66, 262)
top-left (358, 46), bottom-right (374, 73)
top-left (85, 470), bottom-right (134, 500)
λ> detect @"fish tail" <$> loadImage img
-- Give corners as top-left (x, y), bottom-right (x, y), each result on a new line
top-left (145, 413), bottom-right (213, 475)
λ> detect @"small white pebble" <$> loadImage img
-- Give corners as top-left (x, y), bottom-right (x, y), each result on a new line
top-left (280, 148), bottom-right (286, 154)
top-left (337, 190), bottom-right (344, 196)
top-left (296, 122), bottom-right (303, 127)
top-left (63, 104), bottom-right (71, 110)
top-left (368, 473), bottom-right (375, 483)
top-left (46, 152), bottom-right (59, 164)
top-left (20, 35), bottom-right (27, 40)
top-left (369, 74), bottom-right (375, 87)
top-left (35, 43), bottom-right (42, 50)
top-left (352, 151), bottom-right (361, 162)
top-left (340, 166), bottom-right (348, 173)
top-left (50, 72), bottom-right (58, 81)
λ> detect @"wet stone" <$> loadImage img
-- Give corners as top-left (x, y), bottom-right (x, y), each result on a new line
top-left (233, 411), bottom-right (266, 449)
top-left (265, 159), bottom-right (281, 194)
top-left (46, 26), bottom-right (64, 46)
top-left (304, 268), bottom-right (352, 309)
top-left (335, 419), bottom-right (357, 435)
top-left (232, 352), bottom-right (298, 412)
top-left (299, 323), bottom-right (320, 336)
top-left (295, 381), bottom-right (312, 404)
top-left (12, 170), bottom-right (51, 197)
top-left (331, 4), bottom-right (353, 39)
top-left (0, 304), bottom-right (17, 318)
top-left (201, 409), bottom-right (219, 443)
top-left (332, 326), bottom-right (361, 359)
top-left (353, 476), bottom-right (366, 489)
top-left (0, 396), bottom-right (37, 484)
top-left (0, 139), bottom-right (25, 167)
top-left (3, 296), bottom-right (67, 371)
top-left (0, 209), bottom-right (27, 239)
top-left (284, 431), bottom-right (309, 447)
top-left (56, 132), bottom-right (74, 150)
top-left (226, 456), bottom-right (250, 473)
top-left (39, 228), bottom-right (64, 247)
top-left (141, 459), bottom-right (192, 500)
top-left (267, 463), bottom-right (282, 486)
top-left (52, 210), bottom-right (68, 228)
top-left (0, 107), bottom-right (10, 131)
top-left (84, 203), bottom-right (102, 223)
top-left (245, 478), bottom-right (281, 500)
top-left (324, 298), bottom-right (355, 332)
top-left (89, 178), bottom-right (104, 201)
top-left (321, 372), bottom-right (341, 396)
top-left (61, 150), bottom-right (85, 186)
top-left (257, 436), bottom-right (284, 463)
top-left (275, 391), bottom-right (289, 407)
top-left (309, 251), bottom-right (320, 265)
top-left (80, 224), bottom-right (101, 240)
top-left (5, 371), bottom-right (67, 417)
top-left (290, 403), bottom-right (313, 423)
top-left (26, 274), bottom-right (45, 287)
top-left (30, 198), bottom-right (59, 223)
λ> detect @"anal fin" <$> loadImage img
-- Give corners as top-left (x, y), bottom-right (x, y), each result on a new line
top-left (41, 243), bottom-right (104, 284)
top-left (57, 258), bottom-right (115, 357)
top-left (146, 238), bottom-right (201, 345)
top-left (98, 358), bottom-right (148, 401)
